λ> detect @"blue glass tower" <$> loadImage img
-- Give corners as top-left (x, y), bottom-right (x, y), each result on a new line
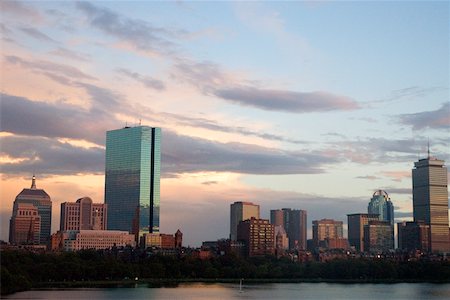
top-left (368, 190), bottom-right (394, 225)
top-left (105, 126), bottom-right (161, 238)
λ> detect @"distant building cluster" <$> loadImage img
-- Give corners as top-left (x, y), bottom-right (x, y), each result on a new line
top-left (6, 128), bottom-right (449, 257)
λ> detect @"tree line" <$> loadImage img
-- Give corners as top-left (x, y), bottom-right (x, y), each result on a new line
top-left (2, 249), bottom-right (450, 295)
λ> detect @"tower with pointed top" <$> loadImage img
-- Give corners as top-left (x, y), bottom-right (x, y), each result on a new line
top-left (10, 175), bottom-right (52, 245)
top-left (412, 153), bottom-right (449, 253)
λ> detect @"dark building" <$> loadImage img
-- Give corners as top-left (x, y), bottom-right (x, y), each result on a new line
top-left (363, 220), bottom-right (394, 253)
top-left (237, 217), bottom-right (274, 257)
top-left (347, 213), bottom-right (379, 252)
top-left (412, 155), bottom-right (449, 253)
top-left (105, 126), bottom-right (161, 240)
top-left (270, 208), bottom-right (307, 250)
top-left (11, 175), bottom-right (52, 245)
top-left (397, 221), bottom-right (430, 253)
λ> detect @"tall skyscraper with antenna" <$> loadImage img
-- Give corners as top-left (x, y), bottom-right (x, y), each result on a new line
top-left (412, 145), bottom-right (449, 253)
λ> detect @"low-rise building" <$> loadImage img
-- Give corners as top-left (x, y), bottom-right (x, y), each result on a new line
top-left (51, 230), bottom-right (135, 251)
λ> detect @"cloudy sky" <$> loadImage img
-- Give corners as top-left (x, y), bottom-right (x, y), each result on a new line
top-left (1, 1), bottom-right (449, 246)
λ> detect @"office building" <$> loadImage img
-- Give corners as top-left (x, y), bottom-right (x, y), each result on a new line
top-left (347, 213), bottom-right (379, 252)
top-left (105, 126), bottom-right (161, 239)
top-left (397, 221), bottom-right (430, 253)
top-left (368, 190), bottom-right (394, 225)
top-left (141, 229), bottom-right (183, 249)
top-left (60, 197), bottom-right (107, 231)
top-left (363, 220), bottom-right (394, 253)
top-left (274, 225), bottom-right (289, 251)
top-left (412, 155), bottom-right (449, 252)
top-left (12, 175), bottom-right (52, 244)
top-left (53, 230), bottom-right (136, 251)
top-left (9, 203), bottom-right (41, 245)
top-left (312, 219), bottom-right (344, 248)
top-left (270, 208), bottom-right (307, 250)
top-left (230, 201), bottom-right (260, 241)
top-left (237, 218), bottom-right (275, 257)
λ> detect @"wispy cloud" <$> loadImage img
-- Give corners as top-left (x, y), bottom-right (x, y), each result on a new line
top-left (1, 1), bottom-right (43, 23)
top-left (173, 60), bottom-right (358, 113)
top-left (4, 55), bottom-right (97, 81)
top-left (116, 68), bottom-right (165, 90)
top-left (76, 1), bottom-right (182, 56)
top-left (399, 102), bottom-right (450, 130)
top-left (19, 26), bottom-right (57, 43)
top-left (49, 47), bottom-right (91, 62)
top-left (214, 86), bottom-right (359, 113)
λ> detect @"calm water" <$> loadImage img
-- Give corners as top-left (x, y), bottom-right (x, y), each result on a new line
top-left (5, 283), bottom-right (450, 300)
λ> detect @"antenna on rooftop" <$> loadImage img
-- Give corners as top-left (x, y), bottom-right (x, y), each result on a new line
top-left (427, 138), bottom-right (430, 159)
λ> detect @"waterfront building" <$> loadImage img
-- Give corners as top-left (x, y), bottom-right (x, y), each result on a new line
top-left (230, 201), bottom-right (260, 241)
top-left (363, 220), bottom-right (394, 253)
top-left (105, 126), bottom-right (161, 239)
top-left (237, 217), bottom-right (275, 257)
top-left (54, 230), bottom-right (135, 251)
top-left (347, 213), bottom-right (379, 252)
top-left (60, 197), bottom-right (107, 231)
top-left (368, 190), bottom-right (394, 225)
top-left (412, 155), bottom-right (449, 252)
top-left (12, 175), bottom-right (52, 244)
top-left (270, 208), bottom-right (307, 250)
top-left (312, 219), bottom-right (344, 248)
top-left (141, 229), bottom-right (183, 249)
top-left (397, 221), bottom-right (430, 253)
top-left (9, 203), bottom-right (41, 245)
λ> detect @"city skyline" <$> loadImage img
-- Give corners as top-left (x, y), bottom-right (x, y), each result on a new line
top-left (1, 1), bottom-right (449, 246)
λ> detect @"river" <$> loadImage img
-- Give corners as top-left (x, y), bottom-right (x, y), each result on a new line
top-left (5, 282), bottom-right (450, 299)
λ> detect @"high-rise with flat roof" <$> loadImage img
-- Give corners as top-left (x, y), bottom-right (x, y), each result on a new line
top-left (412, 155), bottom-right (449, 252)
top-left (12, 175), bottom-right (52, 245)
top-left (237, 218), bottom-right (275, 257)
top-left (312, 218), bottom-right (344, 248)
top-left (60, 197), bottom-right (107, 231)
top-left (230, 201), bottom-right (260, 241)
top-left (105, 126), bottom-right (161, 239)
top-left (270, 208), bottom-right (307, 250)
top-left (347, 213), bottom-right (379, 252)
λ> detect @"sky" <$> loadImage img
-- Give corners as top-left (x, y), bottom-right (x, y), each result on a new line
top-left (1, 1), bottom-right (449, 247)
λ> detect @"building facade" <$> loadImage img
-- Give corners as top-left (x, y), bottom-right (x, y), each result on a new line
top-left (412, 156), bottom-right (449, 253)
top-left (230, 201), bottom-right (260, 241)
top-left (368, 190), bottom-right (394, 225)
top-left (9, 203), bottom-right (41, 245)
top-left (60, 197), bottom-right (107, 231)
top-left (270, 208), bottom-right (307, 250)
top-left (141, 230), bottom-right (183, 249)
top-left (363, 220), bottom-right (394, 253)
top-left (105, 126), bottom-right (161, 239)
top-left (12, 175), bottom-right (52, 245)
top-left (274, 225), bottom-right (289, 251)
top-left (347, 213), bottom-right (379, 252)
top-left (53, 230), bottom-right (136, 251)
top-left (312, 219), bottom-right (344, 248)
top-left (237, 218), bottom-right (275, 257)
top-left (397, 221), bottom-right (430, 253)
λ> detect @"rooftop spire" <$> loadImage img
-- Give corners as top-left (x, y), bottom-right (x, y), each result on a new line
top-left (31, 174), bottom-right (36, 189)
top-left (427, 138), bottom-right (430, 159)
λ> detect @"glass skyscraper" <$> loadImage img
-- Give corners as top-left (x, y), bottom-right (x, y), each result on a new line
top-left (368, 190), bottom-right (394, 225)
top-left (105, 126), bottom-right (161, 239)
top-left (412, 156), bottom-right (449, 253)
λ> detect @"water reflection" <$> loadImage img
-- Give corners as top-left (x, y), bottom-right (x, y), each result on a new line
top-left (5, 283), bottom-right (450, 300)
